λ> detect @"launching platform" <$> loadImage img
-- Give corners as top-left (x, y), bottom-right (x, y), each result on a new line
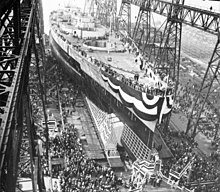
top-left (66, 105), bottom-right (105, 160)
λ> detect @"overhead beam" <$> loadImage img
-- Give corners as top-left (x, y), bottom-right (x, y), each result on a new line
top-left (118, 0), bottom-right (131, 36)
top-left (125, 0), bottom-right (220, 35)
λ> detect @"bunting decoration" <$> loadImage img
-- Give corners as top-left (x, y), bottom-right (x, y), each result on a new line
top-left (101, 73), bottom-right (173, 122)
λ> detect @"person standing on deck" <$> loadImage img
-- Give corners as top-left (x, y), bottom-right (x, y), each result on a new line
top-left (128, 44), bottom-right (132, 53)
top-left (125, 42), bottom-right (129, 52)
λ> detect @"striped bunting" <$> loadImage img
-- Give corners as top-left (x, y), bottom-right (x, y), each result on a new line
top-left (101, 73), bottom-right (173, 122)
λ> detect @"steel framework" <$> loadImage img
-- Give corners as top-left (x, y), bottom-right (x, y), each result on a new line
top-left (95, 1), bottom-right (104, 24)
top-left (154, 0), bottom-right (184, 93)
top-left (0, 2), bottom-right (31, 186)
top-left (186, 31), bottom-right (220, 138)
top-left (126, 0), bottom-right (220, 35)
top-left (0, 0), bottom-right (47, 191)
top-left (132, 1), bottom-right (151, 48)
top-left (118, 0), bottom-right (184, 94)
top-left (117, 0), bottom-right (220, 137)
top-left (108, 0), bottom-right (117, 31)
top-left (118, 0), bottom-right (131, 36)
top-left (143, 28), bottom-right (162, 62)
top-left (95, 0), bottom-right (117, 29)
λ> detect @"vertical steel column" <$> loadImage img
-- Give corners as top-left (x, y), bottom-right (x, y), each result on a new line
top-left (8, 99), bottom-right (24, 192)
top-left (23, 93), bottom-right (38, 191)
top-left (31, 2), bottom-right (47, 189)
top-left (153, 0), bottom-right (184, 134)
top-left (15, 36), bottom-right (37, 192)
top-left (155, 0), bottom-right (184, 98)
top-left (38, 0), bottom-right (44, 35)
top-left (186, 32), bottom-right (220, 138)
top-left (35, 0), bottom-right (47, 114)
top-left (95, 0), bottom-right (117, 28)
top-left (32, 28), bottom-right (49, 159)
top-left (144, 28), bottom-right (161, 62)
top-left (133, 1), bottom-right (151, 49)
top-left (5, 39), bottom-right (31, 192)
top-left (1, 0), bottom-right (46, 191)
top-left (118, 0), bottom-right (131, 36)
top-left (95, 0), bottom-right (107, 27)
top-left (0, 0), bottom-right (30, 189)
top-left (95, 1), bottom-right (101, 21)
top-left (28, 20), bottom-right (46, 192)
top-left (105, 0), bottom-right (117, 30)
top-left (96, 3), bottom-right (106, 26)
top-left (108, 0), bottom-right (117, 31)
top-left (1, 1), bottom-right (22, 189)
top-left (4, 122), bottom-right (16, 192)
top-left (13, 0), bottom-right (21, 54)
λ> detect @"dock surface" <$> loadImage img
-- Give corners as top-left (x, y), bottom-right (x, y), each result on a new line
top-left (66, 97), bottom-right (105, 160)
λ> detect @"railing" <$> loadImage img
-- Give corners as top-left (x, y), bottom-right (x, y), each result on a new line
top-left (84, 96), bottom-right (116, 151)
top-left (50, 24), bottom-right (174, 97)
top-left (158, 171), bottom-right (194, 192)
top-left (169, 169), bottom-right (181, 179)
top-left (82, 94), bottom-right (105, 151)
top-left (121, 124), bottom-right (151, 160)
top-left (179, 160), bottom-right (194, 178)
top-left (88, 101), bottom-right (107, 126)
top-left (187, 180), bottom-right (220, 188)
top-left (169, 159), bottom-right (194, 180)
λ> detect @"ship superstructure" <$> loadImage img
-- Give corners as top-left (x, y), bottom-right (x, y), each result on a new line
top-left (1, 0), bottom-right (220, 191)
top-left (49, 5), bottom-right (174, 161)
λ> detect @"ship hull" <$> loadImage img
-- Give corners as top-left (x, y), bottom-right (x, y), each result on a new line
top-left (49, 30), bottom-right (155, 160)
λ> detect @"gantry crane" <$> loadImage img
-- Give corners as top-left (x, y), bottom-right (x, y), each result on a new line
top-left (1, 1), bottom-right (220, 191)
top-left (117, 0), bottom-right (220, 139)
top-left (118, 0), bottom-right (131, 36)
top-left (94, 0), bottom-right (117, 29)
top-left (0, 0), bottom-right (48, 191)
top-left (118, 0), bottom-right (183, 98)
top-left (132, 0), bottom-right (151, 51)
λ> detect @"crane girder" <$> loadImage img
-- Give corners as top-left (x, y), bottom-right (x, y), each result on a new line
top-left (118, 1), bottom-right (131, 36)
top-left (95, 0), bottom-right (117, 28)
top-left (153, 0), bottom-right (184, 99)
top-left (123, 0), bottom-right (219, 35)
top-left (118, 0), bottom-right (183, 86)
top-left (132, 3), bottom-right (151, 48)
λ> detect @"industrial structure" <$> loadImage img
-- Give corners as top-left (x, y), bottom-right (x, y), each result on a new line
top-left (0, 0), bottom-right (47, 190)
top-left (0, 0), bottom-right (220, 191)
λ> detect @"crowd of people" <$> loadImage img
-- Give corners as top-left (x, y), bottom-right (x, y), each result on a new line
top-left (28, 55), bottom-right (219, 192)
top-left (101, 64), bottom-right (174, 96)
top-left (175, 65), bottom-right (219, 143)
top-left (159, 129), bottom-right (220, 191)
top-left (44, 58), bottom-right (220, 192)
top-left (43, 63), bottom-right (128, 191)
top-left (174, 63), bottom-right (220, 160)
top-left (27, 27), bottom-right (220, 192)
top-left (54, 126), bottom-right (124, 192)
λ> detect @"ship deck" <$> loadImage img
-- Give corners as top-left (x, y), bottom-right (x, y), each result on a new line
top-left (56, 25), bottom-right (167, 89)
top-left (63, 32), bottom-right (142, 76)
